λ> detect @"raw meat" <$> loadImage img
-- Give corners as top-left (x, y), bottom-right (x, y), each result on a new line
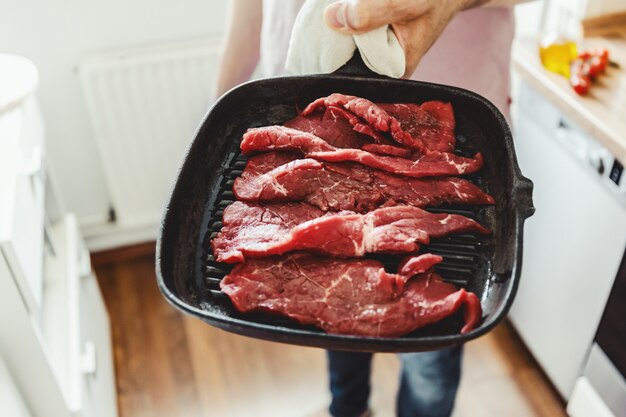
top-left (233, 152), bottom-right (494, 212)
top-left (241, 126), bottom-right (483, 178)
top-left (286, 106), bottom-right (413, 158)
top-left (213, 203), bottom-right (490, 263)
top-left (220, 253), bottom-right (482, 336)
top-left (284, 106), bottom-right (363, 149)
top-left (302, 93), bottom-right (428, 153)
top-left (211, 201), bottom-right (325, 263)
top-left (302, 95), bottom-right (458, 154)
top-left (360, 143), bottom-right (413, 158)
top-left (241, 125), bottom-right (335, 154)
top-left (378, 102), bottom-right (456, 153)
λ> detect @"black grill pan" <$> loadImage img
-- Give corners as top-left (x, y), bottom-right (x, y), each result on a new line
top-left (156, 56), bottom-right (534, 352)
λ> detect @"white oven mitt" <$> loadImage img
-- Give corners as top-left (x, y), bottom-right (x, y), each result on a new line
top-left (285, 0), bottom-right (406, 78)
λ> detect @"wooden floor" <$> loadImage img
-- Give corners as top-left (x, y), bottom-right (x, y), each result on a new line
top-left (96, 253), bottom-right (567, 417)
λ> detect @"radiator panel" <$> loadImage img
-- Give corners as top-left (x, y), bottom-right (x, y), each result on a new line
top-left (79, 39), bottom-right (220, 226)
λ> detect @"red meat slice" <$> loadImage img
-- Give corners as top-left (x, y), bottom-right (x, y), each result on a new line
top-left (241, 126), bottom-right (483, 178)
top-left (286, 106), bottom-right (413, 158)
top-left (232, 152), bottom-right (383, 211)
top-left (220, 253), bottom-right (482, 336)
top-left (302, 93), bottom-right (428, 153)
top-left (233, 152), bottom-right (494, 212)
top-left (378, 102), bottom-right (456, 153)
top-left (360, 143), bottom-right (413, 157)
top-left (309, 148), bottom-right (483, 178)
top-left (241, 125), bottom-right (335, 154)
top-left (211, 201), bottom-right (326, 263)
top-left (212, 202), bottom-right (490, 263)
top-left (284, 107), bottom-right (363, 149)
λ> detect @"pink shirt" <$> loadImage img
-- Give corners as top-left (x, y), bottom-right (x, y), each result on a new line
top-left (260, 1), bottom-right (514, 116)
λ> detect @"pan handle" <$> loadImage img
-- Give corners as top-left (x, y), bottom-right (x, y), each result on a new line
top-left (515, 176), bottom-right (535, 219)
top-left (333, 53), bottom-right (389, 78)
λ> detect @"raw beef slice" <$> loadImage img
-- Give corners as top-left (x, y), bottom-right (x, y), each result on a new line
top-left (378, 101), bottom-right (456, 153)
top-left (241, 126), bottom-right (483, 178)
top-left (285, 106), bottom-right (413, 158)
top-left (301, 94), bottom-right (457, 153)
top-left (284, 106), bottom-right (363, 149)
top-left (233, 152), bottom-right (494, 212)
top-left (213, 202), bottom-right (490, 263)
top-left (220, 253), bottom-right (482, 336)
top-left (301, 93), bottom-right (428, 153)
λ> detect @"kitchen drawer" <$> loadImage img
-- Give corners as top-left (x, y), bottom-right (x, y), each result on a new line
top-left (0, 97), bottom-right (46, 311)
top-left (0, 353), bottom-right (32, 417)
top-left (79, 272), bottom-right (117, 417)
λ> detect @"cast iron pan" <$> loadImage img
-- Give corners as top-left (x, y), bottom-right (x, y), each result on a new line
top-left (156, 55), bottom-right (534, 352)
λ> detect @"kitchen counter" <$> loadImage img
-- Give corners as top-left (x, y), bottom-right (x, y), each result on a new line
top-left (512, 37), bottom-right (626, 164)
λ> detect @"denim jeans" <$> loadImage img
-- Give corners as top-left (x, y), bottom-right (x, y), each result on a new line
top-left (327, 346), bottom-right (462, 417)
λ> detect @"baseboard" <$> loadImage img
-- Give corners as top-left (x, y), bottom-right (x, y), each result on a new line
top-left (90, 241), bottom-right (156, 266)
top-left (79, 215), bottom-right (159, 252)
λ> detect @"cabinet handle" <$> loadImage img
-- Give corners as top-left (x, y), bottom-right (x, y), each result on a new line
top-left (81, 341), bottom-right (97, 378)
top-left (21, 145), bottom-right (43, 177)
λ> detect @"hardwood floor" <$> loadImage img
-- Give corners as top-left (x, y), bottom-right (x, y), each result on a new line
top-left (96, 253), bottom-right (567, 417)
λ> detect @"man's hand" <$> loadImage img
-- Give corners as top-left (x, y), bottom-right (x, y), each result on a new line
top-left (323, 0), bottom-right (488, 77)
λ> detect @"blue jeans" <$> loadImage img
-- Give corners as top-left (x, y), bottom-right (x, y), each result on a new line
top-left (327, 346), bottom-right (462, 417)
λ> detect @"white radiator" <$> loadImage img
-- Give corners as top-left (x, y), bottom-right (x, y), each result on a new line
top-left (79, 38), bottom-right (221, 228)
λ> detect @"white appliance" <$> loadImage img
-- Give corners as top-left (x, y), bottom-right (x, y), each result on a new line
top-left (0, 54), bottom-right (117, 417)
top-left (509, 83), bottom-right (626, 398)
top-left (568, 251), bottom-right (626, 417)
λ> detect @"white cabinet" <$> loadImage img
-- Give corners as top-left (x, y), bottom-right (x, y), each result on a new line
top-left (80, 272), bottom-right (117, 417)
top-left (0, 55), bottom-right (117, 417)
top-left (0, 355), bottom-right (32, 417)
top-left (510, 84), bottom-right (626, 398)
top-left (0, 97), bottom-right (46, 312)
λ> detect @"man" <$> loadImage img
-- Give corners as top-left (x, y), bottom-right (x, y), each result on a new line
top-left (214, 1), bottom-right (529, 416)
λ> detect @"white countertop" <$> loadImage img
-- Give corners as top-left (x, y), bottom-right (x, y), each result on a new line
top-left (512, 37), bottom-right (626, 164)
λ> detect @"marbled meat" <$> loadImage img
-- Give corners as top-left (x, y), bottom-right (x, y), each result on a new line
top-left (233, 152), bottom-right (494, 212)
top-left (212, 202), bottom-right (490, 263)
top-left (220, 253), bottom-right (482, 337)
top-left (241, 126), bottom-right (483, 178)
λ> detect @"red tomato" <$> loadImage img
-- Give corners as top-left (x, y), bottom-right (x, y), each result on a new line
top-left (570, 73), bottom-right (590, 95)
top-left (588, 56), bottom-right (605, 78)
top-left (591, 48), bottom-right (610, 69)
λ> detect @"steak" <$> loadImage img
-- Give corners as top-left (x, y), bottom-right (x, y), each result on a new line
top-left (233, 152), bottom-right (494, 212)
top-left (241, 125), bottom-right (335, 154)
top-left (301, 95), bottom-right (457, 153)
top-left (211, 201), bottom-right (326, 263)
top-left (378, 102), bottom-right (456, 153)
top-left (286, 106), bottom-right (413, 158)
top-left (213, 202), bottom-right (490, 263)
top-left (241, 126), bottom-right (483, 178)
top-left (360, 143), bottom-right (412, 157)
top-left (284, 106), bottom-right (363, 149)
top-left (220, 253), bottom-right (482, 337)
top-left (233, 152), bottom-right (383, 212)
top-left (302, 93), bottom-right (428, 153)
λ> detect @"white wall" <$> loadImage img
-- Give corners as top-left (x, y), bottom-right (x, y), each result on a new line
top-left (584, 0), bottom-right (626, 18)
top-left (0, 0), bottom-right (228, 223)
top-left (514, 1), bottom-right (546, 37)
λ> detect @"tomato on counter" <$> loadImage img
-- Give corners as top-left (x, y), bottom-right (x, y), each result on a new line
top-left (569, 48), bottom-right (611, 96)
top-left (539, 36), bottom-right (613, 96)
